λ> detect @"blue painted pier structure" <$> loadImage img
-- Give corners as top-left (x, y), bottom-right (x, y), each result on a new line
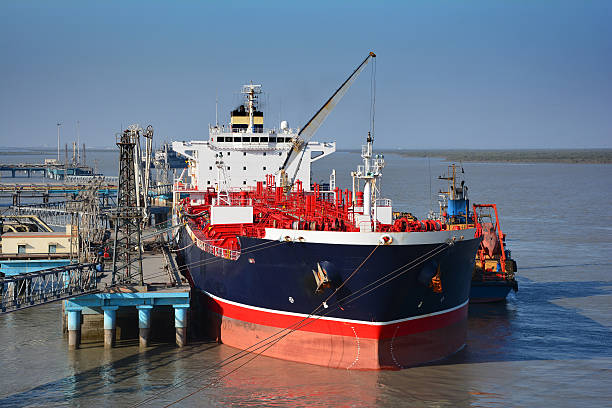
top-left (0, 259), bottom-right (72, 276)
top-left (0, 163), bottom-right (94, 180)
top-left (64, 289), bottom-right (190, 349)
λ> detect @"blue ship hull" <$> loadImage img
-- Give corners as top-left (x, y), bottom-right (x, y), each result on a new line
top-left (470, 281), bottom-right (516, 303)
top-left (178, 226), bottom-right (481, 369)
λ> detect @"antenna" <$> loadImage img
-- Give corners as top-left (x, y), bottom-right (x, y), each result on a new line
top-left (428, 156), bottom-right (432, 211)
top-left (215, 91), bottom-right (218, 127)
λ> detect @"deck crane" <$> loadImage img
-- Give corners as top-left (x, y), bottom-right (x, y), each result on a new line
top-left (279, 51), bottom-right (376, 190)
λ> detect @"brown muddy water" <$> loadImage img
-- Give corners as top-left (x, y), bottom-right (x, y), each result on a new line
top-left (1, 152), bottom-right (611, 407)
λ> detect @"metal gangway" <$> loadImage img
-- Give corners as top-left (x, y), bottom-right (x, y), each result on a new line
top-left (0, 263), bottom-right (99, 314)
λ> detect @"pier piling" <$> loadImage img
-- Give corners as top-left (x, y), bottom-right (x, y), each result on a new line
top-left (64, 289), bottom-right (190, 350)
top-left (66, 308), bottom-right (82, 349)
top-left (137, 305), bottom-right (153, 347)
top-left (102, 306), bottom-right (119, 348)
top-left (173, 305), bottom-right (189, 347)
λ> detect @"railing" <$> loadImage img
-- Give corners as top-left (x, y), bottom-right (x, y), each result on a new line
top-left (212, 197), bottom-right (253, 206)
top-left (185, 224), bottom-right (240, 260)
top-left (209, 126), bottom-right (300, 135)
top-left (66, 175), bottom-right (119, 184)
top-left (0, 263), bottom-right (98, 314)
top-left (375, 198), bottom-right (392, 207)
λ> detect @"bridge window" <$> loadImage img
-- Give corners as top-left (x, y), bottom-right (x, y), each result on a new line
top-left (18, 244), bottom-right (26, 254)
top-left (263, 152), bottom-right (266, 156)
top-left (48, 244), bottom-right (57, 254)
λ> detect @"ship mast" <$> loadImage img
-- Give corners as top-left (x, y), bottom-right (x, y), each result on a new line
top-left (242, 83), bottom-right (262, 133)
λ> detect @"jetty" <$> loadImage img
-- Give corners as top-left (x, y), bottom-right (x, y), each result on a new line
top-left (0, 163), bottom-right (94, 180)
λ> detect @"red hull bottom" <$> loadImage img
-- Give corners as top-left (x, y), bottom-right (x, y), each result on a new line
top-left (204, 296), bottom-right (468, 370)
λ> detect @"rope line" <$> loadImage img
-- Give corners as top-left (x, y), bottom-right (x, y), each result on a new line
top-left (131, 243), bottom-right (381, 407)
top-left (133, 240), bottom-right (452, 407)
top-left (161, 241), bottom-right (452, 406)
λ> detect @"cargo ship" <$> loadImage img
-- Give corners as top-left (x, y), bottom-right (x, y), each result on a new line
top-left (172, 53), bottom-right (482, 369)
top-left (437, 165), bottom-right (518, 303)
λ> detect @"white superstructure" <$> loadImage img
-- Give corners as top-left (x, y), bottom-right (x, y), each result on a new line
top-left (172, 84), bottom-right (335, 192)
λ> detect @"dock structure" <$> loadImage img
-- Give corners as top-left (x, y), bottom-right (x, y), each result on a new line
top-left (62, 248), bottom-right (191, 349)
top-left (0, 263), bottom-right (99, 313)
top-left (64, 289), bottom-right (190, 349)
top-left (0, 163), bottom-right (94, 180)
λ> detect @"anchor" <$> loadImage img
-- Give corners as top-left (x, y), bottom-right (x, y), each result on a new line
top-left (312, 262), bottom-right (331, 293)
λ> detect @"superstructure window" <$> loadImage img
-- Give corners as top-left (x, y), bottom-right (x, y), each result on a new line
top-left (207, 180), bottom-right (210, 185)
top-left (243, 152), bottom-right (247, 156)
top-left (243, 166), bottom-right (247, 170)
top-left (217, 137), bottom-right (225, 142)
top-left (263, 166), bottom-right (266, 171)
top-left (227, 152), bottom-right (230, 156)
top-left (209, 166), bottom-right (212, 170)
top-left (49, 244), bottom-right (57, 254)
top-left (18, 244), bottom-right (26, 254)
top-left (263, 152), bottom-right (266, 156)
top-left (243, 181), bottom-right (246, 185)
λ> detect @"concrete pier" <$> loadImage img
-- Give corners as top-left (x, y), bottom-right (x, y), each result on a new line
top-left (66, 307), bottom-right (82, 349)
top-left (64, 289), bottom-right (190, 349)
top-left (102, 306), bottom-right (119, 348)
top-left (173, 305), bottom-right (189, 347)
top-left (137, 305), bottom-right (153, 347)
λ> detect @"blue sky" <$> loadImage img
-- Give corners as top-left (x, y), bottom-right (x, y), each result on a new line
top-left (1, 1), bottom-right (611, 149)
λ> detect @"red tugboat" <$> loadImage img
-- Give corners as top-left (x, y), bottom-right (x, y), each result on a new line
top-left (172, 53), bottom-right (482, 369)
top-left (471, 204), bottom-right (518, 303)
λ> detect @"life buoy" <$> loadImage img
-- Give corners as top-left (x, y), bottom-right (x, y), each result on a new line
top-left (379, 234), bottom-right (393, 245)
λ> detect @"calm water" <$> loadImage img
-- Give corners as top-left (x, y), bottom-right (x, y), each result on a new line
top-left (1, 150), bottom-right (611, 407)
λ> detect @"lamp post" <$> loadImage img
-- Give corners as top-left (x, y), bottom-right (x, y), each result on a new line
top-left (76, 120), bottom-right (80, 164)
top-left (56, 123), bottom-right (62, 162)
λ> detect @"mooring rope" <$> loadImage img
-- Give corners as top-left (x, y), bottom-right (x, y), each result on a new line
top-left (132, 240), bottom-right (453, 407)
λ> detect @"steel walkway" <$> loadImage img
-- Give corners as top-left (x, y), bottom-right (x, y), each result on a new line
top-left (0, 263), bottom-right (99, 314)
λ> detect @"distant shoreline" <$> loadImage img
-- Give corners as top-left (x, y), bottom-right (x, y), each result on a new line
top-left (340, 148), bottom-right (612, 164)
top-left (0, 148), bottom-right (115, 156)
top-left (1, 147), bottom-right (611, 164)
